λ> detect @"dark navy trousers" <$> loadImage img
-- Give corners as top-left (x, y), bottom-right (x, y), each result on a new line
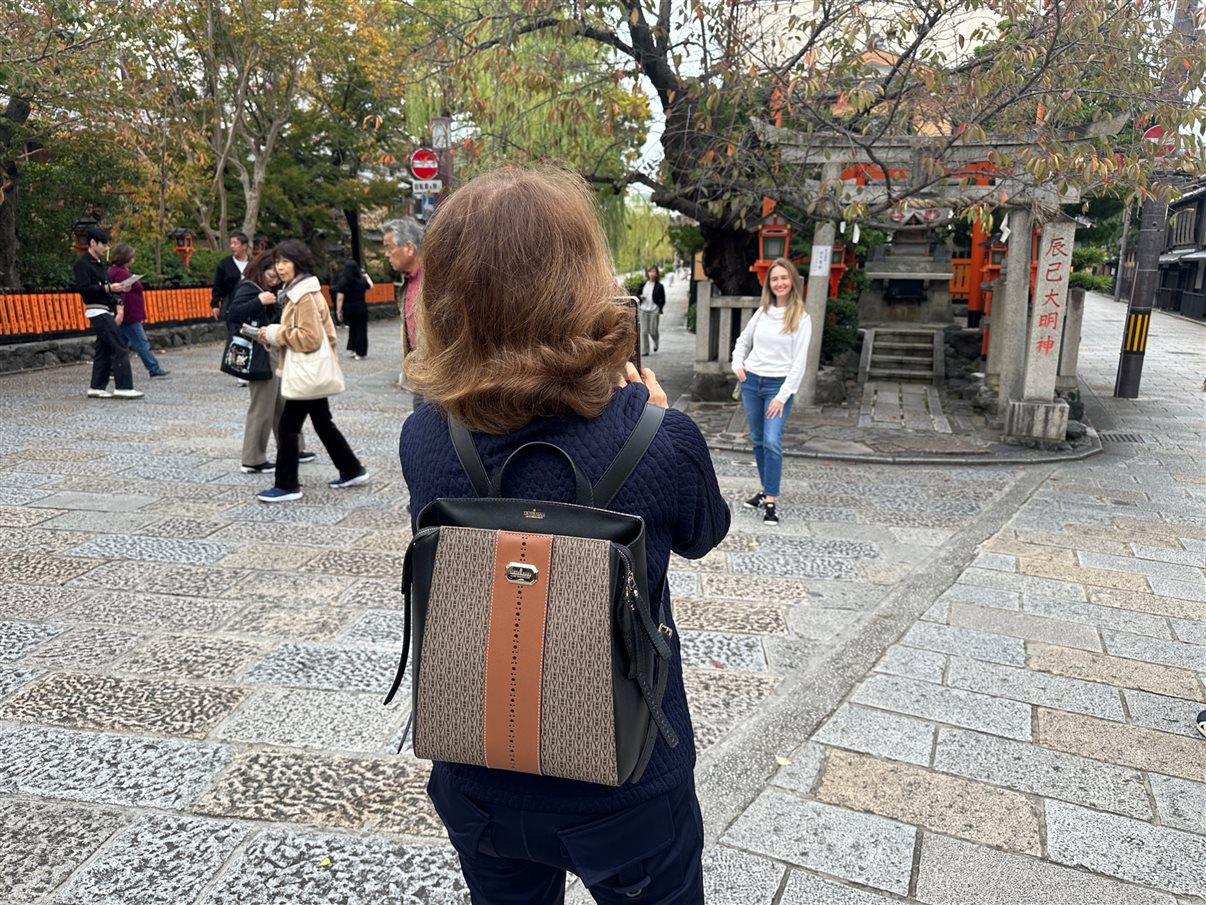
top-left (427, 769), bottom-right (705, 904)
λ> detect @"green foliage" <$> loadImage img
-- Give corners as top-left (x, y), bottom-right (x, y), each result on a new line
top-left (822, 284), bottom-right (862, 362)
top-left (602, 192), bottom-right (673, 275)
top-left (667, 222), bottom-right (703, 259)
top-left (187, 249), bottom-right (223, 283)
top-left (14, 130), bottom-right (137, 289)
top-left (1071, 246), bottom-right (1107, 270)
top-left (1069, 271), bottom-right (1112, 292)
top-left (622, 273), bottom-right (645, 297)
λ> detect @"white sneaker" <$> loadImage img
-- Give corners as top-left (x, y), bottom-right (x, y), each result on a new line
top-left (86, 388), bottom-right (113, 398)
top-left (112, 389), bottom-right (145, 399)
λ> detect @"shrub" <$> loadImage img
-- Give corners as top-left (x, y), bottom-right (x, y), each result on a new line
top-left (822, 294), bottom-right (860, 362)
top-left (1068, 271), bottom-right (1112, 292)
top-left (186, 248), bottom-right (223, 283)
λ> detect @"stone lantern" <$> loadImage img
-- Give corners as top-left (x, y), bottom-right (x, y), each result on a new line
top-left (169, 228), bottom-right (195, 268)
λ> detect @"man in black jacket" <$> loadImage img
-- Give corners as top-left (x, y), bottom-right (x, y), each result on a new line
top-left (73, 226), bottom-right (143, 399)
top-left (210, 231), bottom-right (250, 325)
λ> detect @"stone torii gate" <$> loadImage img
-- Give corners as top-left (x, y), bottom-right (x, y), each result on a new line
top-left (743, 125), bottom-right (1084, 445)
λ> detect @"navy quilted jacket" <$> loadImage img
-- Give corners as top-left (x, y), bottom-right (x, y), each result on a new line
top-left (399, 383), bottom-right (731, 813)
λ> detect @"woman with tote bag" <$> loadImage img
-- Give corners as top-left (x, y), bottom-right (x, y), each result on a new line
top-left (256, 239), bottom-right (367, 503)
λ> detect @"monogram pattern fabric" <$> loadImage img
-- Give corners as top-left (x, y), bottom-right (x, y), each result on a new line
top-left (414, 526), bottom-right (495, 766)
top-left (539, 535), bottom-right (618, 785)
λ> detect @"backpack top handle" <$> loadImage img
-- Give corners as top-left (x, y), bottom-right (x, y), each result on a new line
top-left (448, 403), bottom-right (665, 510)
top-left (487, 441), bottom-right (594, 506)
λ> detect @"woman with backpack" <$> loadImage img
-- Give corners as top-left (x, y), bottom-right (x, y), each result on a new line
top-left (398, 166), bottom-right (730, 904)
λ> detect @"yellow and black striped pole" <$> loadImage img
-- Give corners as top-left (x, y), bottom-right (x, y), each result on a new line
top-left (1114, 197), bottom-right (1164, 398)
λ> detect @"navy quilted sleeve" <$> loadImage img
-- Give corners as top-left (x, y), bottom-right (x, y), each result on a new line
top-left (663, 408), bottom-right (730, 558)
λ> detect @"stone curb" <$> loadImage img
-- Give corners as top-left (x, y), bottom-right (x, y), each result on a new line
top-left (676, 396), bottom-right (1106, 466)
top-left (706, 430), bottom-right (1103, 466)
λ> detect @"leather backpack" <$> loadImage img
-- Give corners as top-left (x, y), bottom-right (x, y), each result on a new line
top-left (385, 404), bottom-right (678, 786)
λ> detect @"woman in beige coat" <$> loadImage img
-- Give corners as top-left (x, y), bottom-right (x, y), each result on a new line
top-left (256, 239), bottom-right (367, 502)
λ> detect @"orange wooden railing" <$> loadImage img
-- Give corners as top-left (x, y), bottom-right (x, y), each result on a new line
top-left (0, 282), bottom-right (397, 340)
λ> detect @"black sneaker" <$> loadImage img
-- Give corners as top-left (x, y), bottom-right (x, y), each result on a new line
top-left (1197, 709), bottom-right (1206, 739)
top-left (763, 503), bottom-right (779, 526)
top-left (744, 491), bottom-right (766, 510)
top-left (241, 462), bottom-right (275, 474)
top-left (298, 451), bottom-right (318, 464)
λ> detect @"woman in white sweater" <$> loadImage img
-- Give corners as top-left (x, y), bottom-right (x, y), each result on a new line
top-left (731, 258), bottom-right (811, 525)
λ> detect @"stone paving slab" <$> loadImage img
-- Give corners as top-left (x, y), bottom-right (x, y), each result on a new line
top-left (915, 833), bottom-right (1178, 905)
top-left (194, 750), bottom-right (437, 834)
top-left (0, 723), bottom-right (234, 809)
top-left (0, 672), bottom-right (247, 738)
top-left (52, 815), bottom-right (249, 905)
top-left (0, 798), bottom-right (129, 904)
top-left (721, 790), bottom-right (917, 896)
top-left (198, 828), bottom-right (467, 905)
top-left (815, 748), bottom-right (1042, 854)
top-left (1045, 800), bottom-right (1206, 899)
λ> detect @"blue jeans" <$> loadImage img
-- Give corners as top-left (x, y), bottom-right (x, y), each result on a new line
top-left (739, 371), bottom-right (794, 497)
top-left (120, 322), bottom-right (162, 375)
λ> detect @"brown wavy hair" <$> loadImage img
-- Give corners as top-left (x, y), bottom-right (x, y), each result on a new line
top-left (406, 166), bottom-right (634, 434)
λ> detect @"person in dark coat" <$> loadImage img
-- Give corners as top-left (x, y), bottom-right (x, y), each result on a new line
top-left (210, 231), bottom-right (251, 329)
top-left (399, 166), bottom-right (730, 904)
top-left (72, 225), bottom-right (142, 399)
top-left (333, 258), bottom-right (373, 359)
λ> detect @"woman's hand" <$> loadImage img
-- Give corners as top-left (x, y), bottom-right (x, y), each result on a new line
top-left (257, 326), bottom-right (269, 345)
top-left (336, 307), bottom-right (343, 324)
top-left (766, 398), bottom-right (785, 419)
top-left (734, 367), bottom-right (746, 383)
top-left (621, 362), bottom-right (668, 408)
top-left (114, 305), bottom-right (124, 326)
top-left (258, 291), bottom-right (275, 306)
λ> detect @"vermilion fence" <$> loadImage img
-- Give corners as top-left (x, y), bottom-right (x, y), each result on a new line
top-left (0, 282), bottom-right (397, 341)
top-left (949, 259), bottom-right (971, 301)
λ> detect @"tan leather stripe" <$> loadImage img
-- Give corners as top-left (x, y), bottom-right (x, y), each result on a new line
top-left (484, 530), bottom-right (552, 774)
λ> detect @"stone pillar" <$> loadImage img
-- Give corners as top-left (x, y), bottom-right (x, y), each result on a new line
top-left (799, 163), bottom-right (841, 406)
top-left (994, 209), bottom-right (1033, 420)
top-left (1056, 287), bottom-right (1086, 391)
top-left (800, 219), bottom-right (836, 406)
top-left (1005, 220), bottom-right (1076, 445)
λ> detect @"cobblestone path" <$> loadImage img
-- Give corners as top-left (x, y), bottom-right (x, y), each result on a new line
top-left (0, 293), bottom-right (1200, 904)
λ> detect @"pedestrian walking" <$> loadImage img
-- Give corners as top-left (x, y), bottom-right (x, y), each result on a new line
top-left (223, 250), bottom-right (314, 475)
top-left (383, 218), bottom-right (424, 386)
top-left (333, 258), bottom-right (372, 359)
top-left (72, 226), bottom-right (143, 400)
top-left (731, 257), bottom-right (811, 526)
top-left (256, 239), bottom-right (366, 502)
top-left (399, 166), bottom-right (730, 904)
top-left (109, 244), bottom-right (169, 379)
top-left (638, 264), bottom-right (666, 356)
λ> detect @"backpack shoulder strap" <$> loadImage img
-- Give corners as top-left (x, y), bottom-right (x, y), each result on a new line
top-left (448, 419), bottom-right (490, 497)
top-left (593, 403), bottom-right (665, 509)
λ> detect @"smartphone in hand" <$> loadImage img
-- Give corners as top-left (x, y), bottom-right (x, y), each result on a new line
top-left (619, 296), bottom-right (641, 372)
top-left (238, 323), bottom-right (260, 340)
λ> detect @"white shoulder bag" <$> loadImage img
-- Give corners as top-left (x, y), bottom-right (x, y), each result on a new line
top-left (280, 294), bottom-right (346, 400)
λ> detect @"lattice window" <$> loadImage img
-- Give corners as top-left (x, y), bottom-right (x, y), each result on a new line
top-left (1169, 208), bottom-right (1196, 246)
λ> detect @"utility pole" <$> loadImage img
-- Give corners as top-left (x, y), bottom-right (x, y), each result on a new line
top-left (1114, 0), bottom-right (1197, 398)
top-left (1111, 203), bottom-right (1131, 303)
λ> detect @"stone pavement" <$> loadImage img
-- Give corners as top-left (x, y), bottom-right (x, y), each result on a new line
top-left (0, 290), bottom-right (1200, 904)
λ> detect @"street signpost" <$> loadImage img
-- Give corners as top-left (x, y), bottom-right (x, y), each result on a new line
top-left (410, 148), bottom-right (439, 181)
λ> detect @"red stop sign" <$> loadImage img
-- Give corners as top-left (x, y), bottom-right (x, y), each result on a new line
top-left (410, 148), bottom-right (439, 180)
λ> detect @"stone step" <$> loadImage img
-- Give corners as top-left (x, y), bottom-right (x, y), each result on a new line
top-left (871, 355), bottom-right (933, 370)
top-left (875, 341), bottom-right (933, 352)
top-left (868, 367), bottom-right (935, 382)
